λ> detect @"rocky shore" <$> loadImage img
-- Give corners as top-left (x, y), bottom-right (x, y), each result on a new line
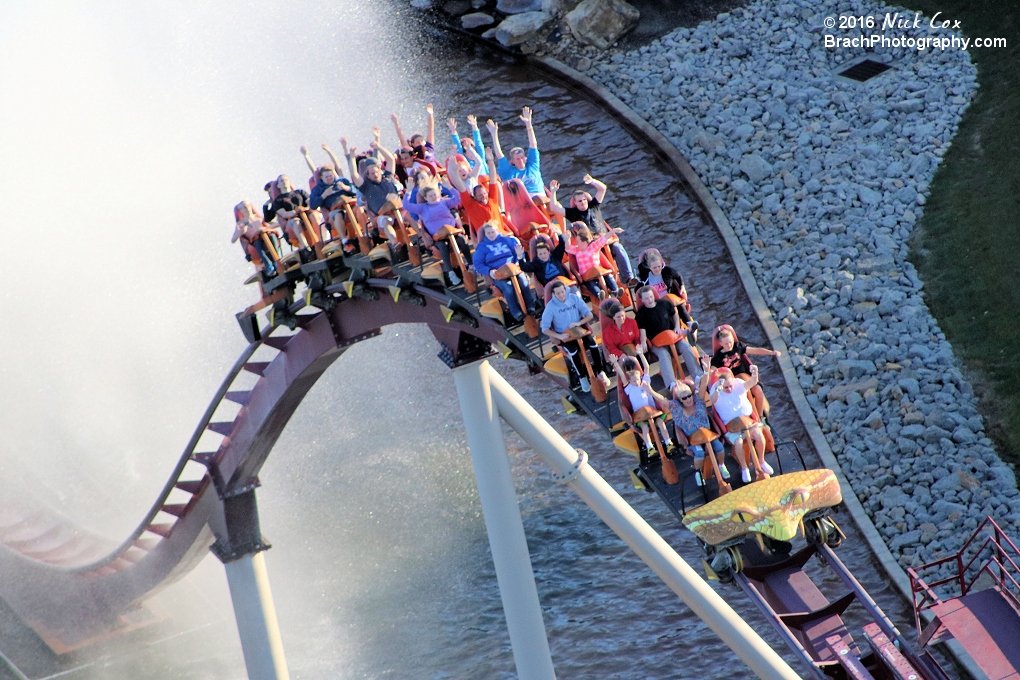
top-left (581, 0), bottom-right (1020, 571)
top-left (410, 0), bottom-right (1020, 573)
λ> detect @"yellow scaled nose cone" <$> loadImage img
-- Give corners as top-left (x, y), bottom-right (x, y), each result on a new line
top-left (682, 469), bottom-right (842, 546)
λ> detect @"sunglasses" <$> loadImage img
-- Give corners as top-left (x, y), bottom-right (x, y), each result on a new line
top-left (679, 394), bottom-right (693, 401)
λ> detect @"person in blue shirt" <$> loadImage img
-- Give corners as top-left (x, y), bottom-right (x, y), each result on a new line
top-left (473, 223), bottom-right (536, 323)
top-left (447, 115), bottom-right (489, 177)
top-left (487, 106), bottom-right (544, 199)
top-left (308, 165), bottom-right (356, 245)
top-left (540, 280), bottom-right (608, 393)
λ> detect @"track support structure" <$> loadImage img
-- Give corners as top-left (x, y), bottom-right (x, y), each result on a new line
top-left (453, 360), bottom-right (557, 680)
top-left (455, 359), bottom-right (801, 680)
top-left (212, 489), bottom-right (291, 680)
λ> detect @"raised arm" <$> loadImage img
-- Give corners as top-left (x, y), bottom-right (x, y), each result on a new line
top-left (299, 145), bottom-right (316, 174)
top-left (520, 106), bottom-right (538, 149)
top-left (465, 147), bottom-right (484, 180)
top-left (548, 179), bottom-right (566, 217)
top-left (746, 346), bottom-right (781, 359)
top-left (390, 112), bottom-right (407, 147)
top-left (467, 116), bottom-right (489, 174)
top-left (341, 137), bottom-right (363, 187)
top-left (584, 174), bottom-right (607, 202)
top-left (447, 154), bottom-right (467, 193)
top-left (321, 144), bottom-right (346, 178)
top-left (448, 118), bottom-right (462, 153)
top-left (425, 104), bottom-right (435, 147)
top-left (744, 365), bottom-right (760, 390)
top-left (372, 141), bottom-right (396, 169)
top-left (486, 118), bottom-right (504, 161)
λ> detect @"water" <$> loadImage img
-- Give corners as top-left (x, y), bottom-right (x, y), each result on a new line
top-left (0, 3), bottom-right (959, 679)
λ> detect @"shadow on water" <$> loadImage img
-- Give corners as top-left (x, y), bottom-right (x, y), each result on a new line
top-left (0, 14), bottom-right (960, 680)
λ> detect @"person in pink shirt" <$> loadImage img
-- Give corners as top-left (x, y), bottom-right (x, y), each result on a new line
top-left (565, 222), bottom-right (623, 299)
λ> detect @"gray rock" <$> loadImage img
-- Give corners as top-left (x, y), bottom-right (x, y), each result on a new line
top-left (891, 99), bottom-right (925, 113)
top-left (858, 186), bottom-right (882, 206)
top-left (461, 11), bottom-right (495, 27)
top-left (898, 377), bottom-right (920, 396)
top-left (890, 529), bottom-right (923, 551)
top-left (739, 154), bottom-right (773, 183)
top-left (496, 0), bottom-right (542, 13)
top-left (838, 359), bottom-right (876, 379)
top-left (804, 178), bottom-right (821, 193)
top-left (494, 11), bottom-right (552, 45)
top-left (565, 0), bottom-right (640, 49)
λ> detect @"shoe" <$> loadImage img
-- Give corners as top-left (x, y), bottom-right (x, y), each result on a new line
top-left (688, 320), bottom-right (699, 345)
top-left (761, 460), bottom-right (774, 475)
top-left (627, 277), bottom-right (642, 287)
top-left (579, 377), bottom-right (591, 393)
top-left (510, 314), bottom-right (525, 324)
top-left (448, 270), bottom-right (461, 286)
top-left (741, 468), bottom-right (752, 483)
top-left (695, 471), bottom-right (704, 487)
top-left (719, 464), bottom-right (731, 480)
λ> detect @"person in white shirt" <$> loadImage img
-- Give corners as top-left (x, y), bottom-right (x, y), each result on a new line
top-left (703, 359), bottom-right (772, 484)
top-left (608, 355), bottom-right (674, 457)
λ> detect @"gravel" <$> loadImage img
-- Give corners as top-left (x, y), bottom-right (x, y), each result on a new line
top-left (582, 0), bottom-right (1020, 569)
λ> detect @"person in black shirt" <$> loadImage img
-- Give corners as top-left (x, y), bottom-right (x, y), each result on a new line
top-left (263, 175), bottom-right (316, 251)
top-left (549, 174), bottom-right (634, 281)
top-left (516, 232), bottom-right (569, 290)
top-left (634, 286), bottom-right (700, 389)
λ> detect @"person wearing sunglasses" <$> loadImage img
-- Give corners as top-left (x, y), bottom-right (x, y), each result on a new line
top-left (669, 381), bottom-right (727, 487)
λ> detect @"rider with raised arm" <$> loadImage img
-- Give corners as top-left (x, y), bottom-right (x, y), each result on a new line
top-left (341, 136), bottom-right (402, 251)
top-left (488, 107), bottom-right (545, 199)
top-left (391, 105), bottom-right (436, 163)
top-left (448, 115), bottom-right (489, 176)
top-left (306, 148), bottom-right (357, 246)
top-left (704, 359), bottom-right (771, 484)
top-left (516, 231), bottom-right (569, 288)
top-left (565, 222), bottom-right (623, 299)
top-left (449, 147), bottom-right (510, 240)
top-left (549, 174), bottom-right (635, 282)
top-left (263, 175), bottom-right (316, 253)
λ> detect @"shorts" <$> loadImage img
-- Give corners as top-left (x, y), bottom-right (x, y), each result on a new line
top-left (724, 422), bottom-right (761, 444)
top-left (689, 439), bottom-right (724, 460)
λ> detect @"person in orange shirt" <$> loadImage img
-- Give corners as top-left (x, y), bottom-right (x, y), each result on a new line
top-left (448, 146), bottom-right (516, 240)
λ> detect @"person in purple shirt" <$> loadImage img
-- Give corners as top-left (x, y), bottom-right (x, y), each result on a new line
top-left (488, 106), bottom-right (544, 198)
top-left (402, 175), bottom-right (468, 286)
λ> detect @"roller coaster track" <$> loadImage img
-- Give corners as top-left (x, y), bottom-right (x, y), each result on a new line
top-left (0, 270), bottom-right (519, 653)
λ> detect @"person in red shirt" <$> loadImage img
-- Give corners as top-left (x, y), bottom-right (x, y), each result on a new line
top-left (599, 298), bottom-right (650, 375)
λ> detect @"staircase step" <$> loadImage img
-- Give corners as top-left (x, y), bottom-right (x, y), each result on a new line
top-left (225, 391), bottom-right (251, 406)
top-left (146, 523), bottom-right (173, 538)
top-left (160, 504), bottom-right (189, 518)
top-left (206, 421), bottom-right (234, 436)
top-left (244, 362), bottom-right (270, 376)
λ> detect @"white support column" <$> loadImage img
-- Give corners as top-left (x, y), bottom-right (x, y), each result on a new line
top-left (452, 360), bottom-right (557, 680)
top-left (224, 551), bottom-right (291, 680)
top-left (483, 361), bottom-right (800, 680)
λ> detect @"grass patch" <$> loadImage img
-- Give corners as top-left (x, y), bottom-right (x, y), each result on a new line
top-left (905, 0), bottom-right (1020, 464)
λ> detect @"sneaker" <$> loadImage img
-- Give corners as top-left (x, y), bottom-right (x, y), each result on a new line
top-left (448, 270), bottom-right (461, 286)
top-left (741, 468), bottom-right (752, 483)
top-left (695, 471), bottom-right (704, 487)
top-left (579, 377), bottom-right (591, 393)
top-left (719, 464), bottom-right (731, 480)
top-left (688, 320), bottom-right (699, 345)
top-left (761, 460), bottom-right (774, 475)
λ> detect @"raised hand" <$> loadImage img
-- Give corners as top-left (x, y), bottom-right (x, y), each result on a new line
top-left (549, 179), bottom-right (560, 193)
top-left (300, 145), bottom-right (308, 154)
top-left (340, 136), bottom-right (349, 150)
top-left (486, 119), bottom-right (498, 134)
top-left (583, 173), bottom-right (594, 184)
top-left (426, 103), bottom-right (434, 116)
top-left (447, 118), bottom-right (457, 134)
top-left (699, 354), bottom-right (711, 370)
top-left (372, 125), bottom-right (381, 140)
top-left (390, 112), bottom-right (399, 124)
top-left (520, 106), bottom-right (533, 126)
top-left (466, 114), bottom-right (478, 129)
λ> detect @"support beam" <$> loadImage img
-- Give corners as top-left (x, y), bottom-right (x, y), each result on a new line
top-left (212, 489), bottom-right (290, 680)
top-left (224, 552), bottom-right (291, 680)
top-left (452, 361), bottom-right (557, 680)
top-left (483, 361), bottom-right (800, 680)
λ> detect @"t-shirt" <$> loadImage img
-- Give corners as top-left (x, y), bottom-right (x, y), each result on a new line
top-left (497, 148), bottom-right (544, 197)
top-left (357, 173), bottom-right (401, 215)
top-left (713, 381), bottom-right (752, 423)
top-left (646, 272), bottom-right (668, 299)
top-left (600, 317), bottom-right (639, 358)
top-left (309, 178), bottom-right (356, 211)
top-left (624, 382), bottom-right (656, 411)
top-left (563, 196), bottom-right (608, 235)
top-left (540, 291), bottom-right (590, 334)
top-left (712, 341), bottom-right (753, 376)
top-left (460, 177), bottom-right (502, 234)
top-left (634, 298), bottom-right (676, 339)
